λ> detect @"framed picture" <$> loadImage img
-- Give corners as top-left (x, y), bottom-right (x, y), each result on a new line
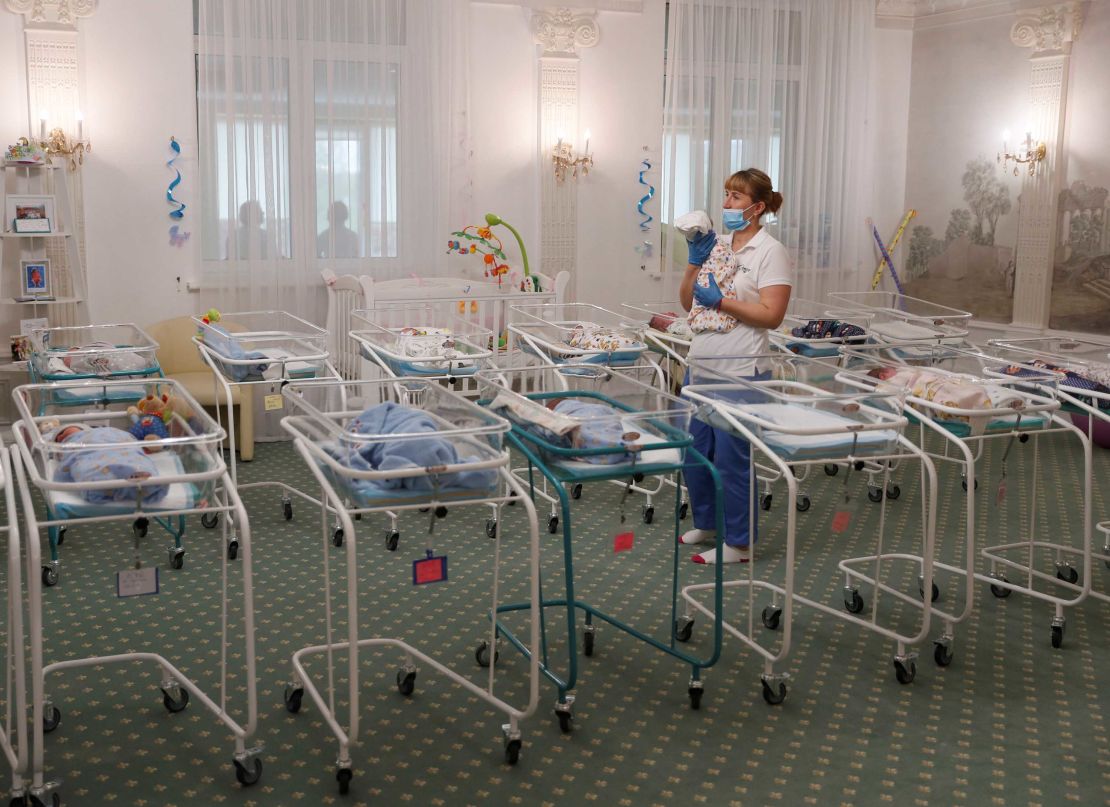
top-left (5, 194), bottom-right (55, 234)
top-left (20, 260), bottom-right (49, 297)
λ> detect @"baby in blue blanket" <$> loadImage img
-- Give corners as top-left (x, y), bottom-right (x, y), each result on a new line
top-left (326, 401), bottom-right (496, 494)
top-left (525, 398), bottom-right (644, 465)
top-left (48, 424), bottom-right (169, 504)
top-left (204, 324), bottom-right (269, 382)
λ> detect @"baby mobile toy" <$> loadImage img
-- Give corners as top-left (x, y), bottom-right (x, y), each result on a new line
top-left (447, 225), bottom-right (511, 286)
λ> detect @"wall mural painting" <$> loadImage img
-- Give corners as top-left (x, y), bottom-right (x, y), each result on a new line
top-left (1051, 180), bottom-right (1110, 334)
top-left (903, 156), bottom-right (1015, 323)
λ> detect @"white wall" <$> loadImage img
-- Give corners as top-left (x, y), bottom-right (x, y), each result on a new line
top-left (81, 0), bottom-right (199, 328)
top-left (870, 25), bottom-right (913, 268)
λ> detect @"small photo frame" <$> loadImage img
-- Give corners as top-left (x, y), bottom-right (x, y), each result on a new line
top-left (9, 335), bottom-right (29, 363)
top-left (5, 194), bottom-right (55, 234)
top-left (21, 260), bottom-right (50, 297)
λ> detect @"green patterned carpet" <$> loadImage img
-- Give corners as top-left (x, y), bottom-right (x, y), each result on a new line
top-left (7, 430), bottom-right (1108, 806)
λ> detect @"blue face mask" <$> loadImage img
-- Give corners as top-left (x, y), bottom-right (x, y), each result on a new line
top-left (722, 203), bottom-right (757, 232)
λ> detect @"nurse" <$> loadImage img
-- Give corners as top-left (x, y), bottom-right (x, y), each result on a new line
top-left (678, 168), bottom-right (793, 564)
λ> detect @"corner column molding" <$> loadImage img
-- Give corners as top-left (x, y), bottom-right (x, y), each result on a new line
top-left (4, 0), bottom-right (98, 25)
top-left (1008, 1), bottom-right (1086, 329)
top-left (533, 9), bottom-right (599, 296)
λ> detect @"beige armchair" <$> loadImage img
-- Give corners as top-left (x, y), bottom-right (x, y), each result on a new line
top-left (145, 316), bottom-right (254, 461)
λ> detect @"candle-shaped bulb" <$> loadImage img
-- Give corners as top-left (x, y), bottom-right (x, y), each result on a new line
top-left (39, 110), bottom-right (48, 141)
top-left (76, 109), bottom-right (84, 141)
top-left (556, 131), bottom-right (564, 150)
top-left (583, 129), bottom-right (591, 156)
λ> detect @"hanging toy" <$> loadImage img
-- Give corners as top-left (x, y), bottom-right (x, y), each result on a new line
top-left (448, 225), bottom-right (511, 285)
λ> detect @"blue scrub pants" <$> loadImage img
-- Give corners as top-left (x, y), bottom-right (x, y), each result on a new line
top-left (682, 370), bottom-right (769, 548)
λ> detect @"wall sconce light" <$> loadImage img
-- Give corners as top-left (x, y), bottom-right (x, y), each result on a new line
top-left (37, 109), bottom-right (91, 171)
top-left (997, 128), bottom-right (1045, 177)
top-left (552, 130), bottom-right (593, 183)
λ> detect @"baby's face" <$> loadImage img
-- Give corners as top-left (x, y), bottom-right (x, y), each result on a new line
top-left (55, 425), bottom-right (83, 443)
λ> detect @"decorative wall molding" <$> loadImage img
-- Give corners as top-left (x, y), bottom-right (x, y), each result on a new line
top-left (538, 58), bottom-right (580, 288)
top-left (1010, 1), bottom-right (1086, 53)
top-left (876, 0), bottom-right (1092, 31)
top-left (531, 8), bottom-right (600, 56)
top-left (4, 0), bottom-right (98, 27)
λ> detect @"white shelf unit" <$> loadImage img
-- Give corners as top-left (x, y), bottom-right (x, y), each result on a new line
top-left (0, 161), bottom-right (88, 332)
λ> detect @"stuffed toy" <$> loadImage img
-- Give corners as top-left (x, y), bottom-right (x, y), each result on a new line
top-left (128, 392), bottom-right (173, 449)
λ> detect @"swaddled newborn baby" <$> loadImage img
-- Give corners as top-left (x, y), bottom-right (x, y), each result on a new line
top-left (45, 423), bottom-right (168, 503)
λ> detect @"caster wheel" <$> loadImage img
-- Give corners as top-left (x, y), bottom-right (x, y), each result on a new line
top-left (760, 493), bottom-right (773, 512)
top-left (396, 669), bottom-right (417, 697)
top-left (43, 706), bottom-right (61, 733)
top-left (170, 550), bottom-right (185, 571)
top-left (282, 500), bottom-right (293, 521)
top-left (761, 605), bottom-right (782, 631)
top-left (42, 566), bottom-right (58, 588)
top-left (919, 581), bottom-right (939, 602)
top-left (486, 519), bottom-right (498, 540)
top-left (674, 616), bottom-right (694, 643)
top-left (336, 767), bottom-right (352, 795)
top-left (232, 756), bottom-right (262, 786)
top-left (824, 463), bottom-right (839, 476)
top-left (504, 738), bottom-right (522, 766)
top-left (475, 641), bottom-right (498, 668)
top-left (332, 528), bottom-right (344, 548)
top-left (201, 512), bottom-right (219, 529)
top-left (161, 687), bottom-right (190, 713)
top-left (25, 795), bottom-right (60, 807)
top-left (1019, 433), bottom-right (1029, 443)
top-left (894, 659), bottom-right (916, 685)
top-left (284, 686), bottom-right (303, 713)
top-left (434, 506), bottom-right (448, 519)
top-left (1056, 565), bottom-right (1079, 585)
top-left (133, 517), bottom-right (149, 538)
top-left (679, 501), bottom-right (689, 520)
top-left (961, 478), bottom-right (979, 492)
top-left (642, 506), bottom-right (655, 525)
top-left (226, 540), bottom-right (239, 561)
top-left (633, 472), bottom-right (645, 484)
top-left (853, 461), bottom-right (865, 471)
top-left (583, 630), bottom-right (595, 657)
top-left (548, 515), bottom-right (559, 535)
top-left (386, 530), bottom-right (400, 552)
top-left (990, 577), bottom-right (1012, 598)
top-left (56, 526), bottom-right (67, 545)
top-left (844, 590), bottom-right (865, 614)
top-left (886, 484), bottom-right (901, 500)
top-left (1051, 624), bottom-right (1064, 649)
top-left (795, 495), bottom-right (811, 513)
top-left (571, 483), bottom-right (583, 500)
top-left (556, 710), bottom-right (573, 733)
top-left (867, 487), bottom-right (884, 503)
top-left (688, 686), bottom-right (703, 710)
top-left (761, 680), bottom-right (787, 705)
top-left (934, 643), bottom-right (954, 667)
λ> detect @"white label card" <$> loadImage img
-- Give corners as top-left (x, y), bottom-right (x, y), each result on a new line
top-left (264, 394), bottom-right (283, 411)
top-left (117, 566), bottom-right (160, 597)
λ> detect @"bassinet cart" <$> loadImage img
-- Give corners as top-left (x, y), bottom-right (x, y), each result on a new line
top-left (11, 378), bottom-right (262, 806)
top-left (193, 310), bottom-right (341, 552)
top-left (476, 364), bottom-right (724, 731)
top-left (679, 352), bottom-right (938, 701)
top-left (837, 342), bottom-right (1091, 654)
top-left (279, 378), bottom-right (541, 794)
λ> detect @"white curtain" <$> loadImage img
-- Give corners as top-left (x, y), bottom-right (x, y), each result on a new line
top-left (195, 0), bottom-right (471, 321)
top-left (662, 0), bottom-right (874, 301)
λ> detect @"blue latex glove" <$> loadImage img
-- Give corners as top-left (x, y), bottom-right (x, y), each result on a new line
top-left (686, 230), bottom-right (717, 267)
top-left (693, 274), bottom-right (725, 310)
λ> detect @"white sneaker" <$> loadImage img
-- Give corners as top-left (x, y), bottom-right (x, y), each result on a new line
top-left (692, 545), bottom-right (751, 564)
top-left (679, 528), bottom-right (717, 546)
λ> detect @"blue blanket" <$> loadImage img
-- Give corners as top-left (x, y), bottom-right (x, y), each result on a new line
top-left (325, 401), bottom-right (496, 495)
top-left (51, 426), bottom-right (169, 503)
top-left (528, 399), bottom-right (640, 465)
top-left (205, 325), bottom-right (269, 381)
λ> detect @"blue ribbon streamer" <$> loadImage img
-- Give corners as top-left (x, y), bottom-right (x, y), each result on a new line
top-left (637, 159), bottom-right (655, 231)
top-left (166, 137), bottom-right (186, 220)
